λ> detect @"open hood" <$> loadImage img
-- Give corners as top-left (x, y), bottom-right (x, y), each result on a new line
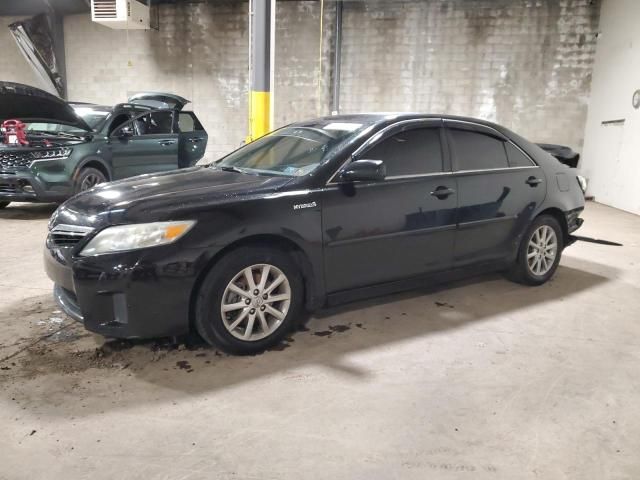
top-left (127, 92), bottom-right (190, 110)
top-left (0, 81), bottom-right (92, 131)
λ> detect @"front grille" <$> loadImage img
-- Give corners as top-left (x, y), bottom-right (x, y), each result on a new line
top-left (48, 224), bottom-right (95, 248)
top-left (0, 182), bottom-right (20, 194)
top-left (0, 150), bottom-right (33, 171)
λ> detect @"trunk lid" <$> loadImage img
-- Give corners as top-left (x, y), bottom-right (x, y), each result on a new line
top-left (127, 92), bottom-right (190, 111)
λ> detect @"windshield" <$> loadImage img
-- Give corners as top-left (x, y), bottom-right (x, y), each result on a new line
top-left (216, 121), bottom-right (368, 177)
top-left (25, 106), bottom-right (111, 134)
top-left (73, 106), bottom-right (112, 129)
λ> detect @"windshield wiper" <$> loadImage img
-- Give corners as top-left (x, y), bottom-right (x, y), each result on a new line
top-left (218, 165), bottom-right (247, 174)
top-left (28, 130), bottom-right (84, 139)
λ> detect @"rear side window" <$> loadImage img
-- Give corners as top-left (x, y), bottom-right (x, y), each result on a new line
top-left (450, 129), bottom-right (508, 170)
top-left (363, 127), bottom-right (443, 177)
top-left (176, 112), bottom-right (204, 132)
top-left (505, 142), bottom-right (534, 167)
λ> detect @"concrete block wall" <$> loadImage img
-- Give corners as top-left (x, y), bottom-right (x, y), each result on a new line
top-left (2, 0), bottom-right (600, 158)
top-left (339, 0), bottom-right (601, 151)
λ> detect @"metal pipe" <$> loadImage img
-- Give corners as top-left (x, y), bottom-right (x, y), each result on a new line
top-left (249, 0), bottom-right (274, 141)
top-left (332, 0), bottom-right (343, 115)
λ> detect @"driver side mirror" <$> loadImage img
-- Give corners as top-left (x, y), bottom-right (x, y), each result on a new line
top-left (118, 126), bottom-right (134, 138)
top-left (339, 159), bottom-right (386, 182)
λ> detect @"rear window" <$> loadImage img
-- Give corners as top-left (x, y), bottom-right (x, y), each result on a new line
top-left (176, 112), bottom-right (204, 132)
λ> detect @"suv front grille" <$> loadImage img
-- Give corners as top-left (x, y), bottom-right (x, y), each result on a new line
top-left (0, 150), bottom-right (33, 171)
top-left (48, 224), bottom-right (95, 248)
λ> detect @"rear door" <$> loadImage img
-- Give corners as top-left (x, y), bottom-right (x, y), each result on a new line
top-left (445, 120), bottom-right (546, 266)
top-left (322, 119), bottom-right (458, 293)
top-left (175, 111), bottom-right (208, 167)
top-left (109, 110), bottom-right (179, 179)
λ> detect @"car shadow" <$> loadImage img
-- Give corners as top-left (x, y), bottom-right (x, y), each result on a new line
top-left (0, 257), bottom-right (612, 418)
top-left (0, 203), bottom-right (57, 220)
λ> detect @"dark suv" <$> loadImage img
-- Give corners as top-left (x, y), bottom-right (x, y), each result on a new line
top-left (0, 82), bottom-right (207, 208)
top-left (45, 114), bottom-right (585, 355)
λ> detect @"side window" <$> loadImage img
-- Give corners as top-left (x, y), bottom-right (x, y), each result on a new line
top-left (134, 111), bottom-right (174, 135)
top-left (505, 142), bottom-right (535, 167)
top-left (363, 127), bottom-right (443, 177)
top-left (450, 129), bottom-right (509, 170)
top-left (175, 112), bottom-right (204, 133)
top-left (108, 113), bottom-right (131, 136)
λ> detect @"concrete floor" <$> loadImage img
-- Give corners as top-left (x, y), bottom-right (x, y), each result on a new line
top-left (0, 201), bottom-right (639, 479)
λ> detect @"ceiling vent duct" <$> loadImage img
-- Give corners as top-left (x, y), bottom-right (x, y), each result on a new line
top-left (91, 0), bottom-right (149, 30)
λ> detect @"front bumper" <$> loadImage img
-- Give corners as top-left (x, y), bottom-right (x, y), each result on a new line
top-left (0, 170), bottom-right (69, 203)
top-left (44, 242), bottom-right (205, 339)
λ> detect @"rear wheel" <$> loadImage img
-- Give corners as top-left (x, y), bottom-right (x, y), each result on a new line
top-left (507, 214), bottom-right (564, 285)
top-left (74, 167), bottom-right (107, 194)
top-left (195, 246), bottom-right (304, 354)
top-left (0, 201), bottom-right (9, 209)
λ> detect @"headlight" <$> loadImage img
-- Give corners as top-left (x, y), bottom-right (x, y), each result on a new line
top-left (31, 147), bottom-right (72, 163)
top-left (79, 221), bottom-right (196, 256)
top-left (576, 175), bottom-right (588, 194)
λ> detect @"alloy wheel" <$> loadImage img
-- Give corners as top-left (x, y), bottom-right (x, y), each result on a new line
top-left (80, 173), bottom-right (103, 191)
top-left (527, 225), bottom-right (558, 276)
top-left (220, 263), bottom-right (292, 341)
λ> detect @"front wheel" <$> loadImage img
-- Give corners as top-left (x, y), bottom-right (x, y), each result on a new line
top-left (195, 246), bottom-right (304, 354)
top-left (74, 167), bottom-right (107, 194)
top-left (507, 214), bottom-right (564, 285)
top-left (0, 201), bottom-right (10, 209)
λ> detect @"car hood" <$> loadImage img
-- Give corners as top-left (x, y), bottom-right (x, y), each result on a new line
top-left (0, 81), bottom-right (92, 131)
top-left (50, 167), bottom-right (294, 229)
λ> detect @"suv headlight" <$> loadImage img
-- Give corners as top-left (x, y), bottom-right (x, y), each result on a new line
top-left (79, 221), bottom-right (196, 256)
top-left (31, 147), bottom-right (72, 163)
top-left (576, 175), bottom-right (588, 194)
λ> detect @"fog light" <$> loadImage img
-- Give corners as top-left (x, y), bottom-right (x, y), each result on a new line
top-left (23, 185), bottom-right (34, 193)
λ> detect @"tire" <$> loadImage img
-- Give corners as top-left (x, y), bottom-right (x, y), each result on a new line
top-left (74, 167), bottom-right (107, 194)
top-left (507, 214), bottom-right (564, 286)
top-left (0, 201), bottom-right (9, 209)
top-left (195, 246), bottom-right (305, 355)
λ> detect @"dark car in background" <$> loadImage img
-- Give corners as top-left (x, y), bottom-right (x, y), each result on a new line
top-left (0, 81), bottom-right (207, 208)
top-left (45, 113), bottom-right (586, 355)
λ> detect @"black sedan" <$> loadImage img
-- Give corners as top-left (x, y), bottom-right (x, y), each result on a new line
top-left (45, 114), bottom-right (585, 354)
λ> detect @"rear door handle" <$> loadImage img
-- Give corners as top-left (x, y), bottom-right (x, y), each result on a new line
top-left (158, 139), bottom-right (176, 146)
top-left (526, 176), bottom-right (543, 187)
top-left (430, 186), bottom-right (456, 199)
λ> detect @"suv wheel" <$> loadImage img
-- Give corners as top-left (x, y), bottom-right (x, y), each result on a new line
top-left (75, 167), bottom-right (107, 193)
top-left (0, 201), bottom-right (9, 209)
top-left (508, 214), bottom-right (564, 286)
top-left (195, 246), bottom-right (304, 354)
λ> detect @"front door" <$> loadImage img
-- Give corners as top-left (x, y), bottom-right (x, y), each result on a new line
top-left (110, 110), bottom-right (179, 179)
top-left (445, 121), bottom-right (546, 266)
top-left (322, 120), bottom-right (458, 293)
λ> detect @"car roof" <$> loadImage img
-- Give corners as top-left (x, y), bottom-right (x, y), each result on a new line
top-left (294, 113), bottom-right (508, 130)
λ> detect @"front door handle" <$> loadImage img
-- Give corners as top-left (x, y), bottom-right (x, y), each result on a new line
top-left (430, 186), bottom-right (456, 199)
top-left (526, 176), bottom-right (543, 187)
top-left (188, 137), bottom-right (204, 143)
top-left (158, 140), bottom-right (177, 146)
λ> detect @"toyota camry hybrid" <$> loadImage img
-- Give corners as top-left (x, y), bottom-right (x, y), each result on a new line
top-left (44, 114), bottom-right (585, 354)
